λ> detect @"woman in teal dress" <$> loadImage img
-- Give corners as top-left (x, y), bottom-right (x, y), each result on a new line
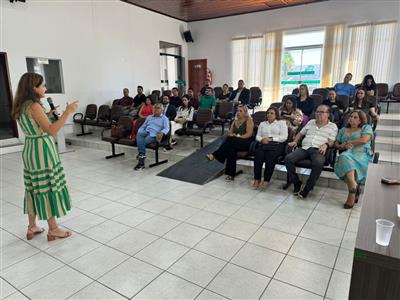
top-left (334, 110), bottom-right (373, 209)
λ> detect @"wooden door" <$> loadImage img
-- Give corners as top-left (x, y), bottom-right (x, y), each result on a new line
top-left (188, 59), bottom-right (207, 96)
top-left (0, 52), bottom-right (18, 139)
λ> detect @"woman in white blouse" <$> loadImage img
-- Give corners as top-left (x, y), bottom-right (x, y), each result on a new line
top-left (253, 107), bottom-right (288, 190)
top-left (171, 95), bottom-right (194, 143)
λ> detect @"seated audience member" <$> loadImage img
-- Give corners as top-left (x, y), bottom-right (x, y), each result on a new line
top-left (206, 105), bottom-right (254, 181)
top-left (229, 80), bottom-right (250, 105)
top-left (117, 88), bottom-right (134, 114)
top-left (296, 84), bottom-right (314, 125)
top-left (349, 89), bottom-right (380, 123)
top-left (199, 87), bottom-right (216, 111)
top-left (322, 89), bottom-right (344, 125)
top-left (161, 95), bottom-right (177, 121)
top-left (334, 110), bottom-right (373, 209)
top-left (334, 73), bottom-right (355, 97)
top-left (188, 88), bottom-right (199, 110)
top-left (134, 103), bottom-right (169, 170)
top-left (199, 79), bottom-right (211, 96)
top-left (169, 87), bottom-right (182, 108)
top-left (361, 74), bottom-right (377, 96)
top-left (280, 97), bottom-right (297, 121)
top-left (129, 85), bottom-right (146, 117)
top-left (172, 95), bottom-right (194, 141)
top-left (253, 107), bottom-right (288, 190)
top-left (285, 105), bottom-right (338, 198)
top-left (138, 96), bottom-right (154, 119)
top-left (218, 84), bottom-right (231, 101)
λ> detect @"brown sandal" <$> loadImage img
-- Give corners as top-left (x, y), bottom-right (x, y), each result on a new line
top-left (26, 225), bottom-right (45, 240)
top-left (344, 187), bottom-right (357, 209)
top-left (47, 229), bottom-right (72, 241)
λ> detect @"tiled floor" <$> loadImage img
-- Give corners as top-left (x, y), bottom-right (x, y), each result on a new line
top-left (1, 146), bottom-right (360, 300)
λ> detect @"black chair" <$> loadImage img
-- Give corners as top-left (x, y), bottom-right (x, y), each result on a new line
top-left (310, 94), bottom-right (323, 111)
top-left (151, 90), bottom-right (161, 102)
top-left (214, 87), bottom-right (223, 99)
top-left (96, 105), bottom-right (112, 128)
top-left (270, 102), bottom-right (283, 109)
top-left (213, 102), bottom-right (234, 135)
top-left (336, 95), bottom-right (350, 111)
top-left (252, 111), bottom-right (266, 127)
top-left (101, 116), bottom-right (132, 159)
top-left (380, 83), bottom-right (399, 113)
top-left (162, 90), bottom-right (171, 97)
top-left (282, 94), bottom-right (297, 104)
top-left (110, 105), bottom-right (123, 124)
top-left (228, 87), bottom-right (234, 93)
top-left (312, 88), bottom-right (329, 100)
top-left (248, 87), bottom-right (262, 114)
top-left (149, 93), bottom-right (158, 104)
top-left (376, 83), bottom-right (389, 103)
top-left (73, 104), bottom-right (97, 136)
top-left (112, 99), bottom-right (120, 107)
top-left (185, 109), bottom-right (213, 148)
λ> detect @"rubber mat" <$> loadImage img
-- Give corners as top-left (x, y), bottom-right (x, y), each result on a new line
top-left (157, 137), bottom-right (226, 185)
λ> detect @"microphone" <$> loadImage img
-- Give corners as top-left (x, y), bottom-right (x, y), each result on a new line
top-left (47, 97), bottom-right (59, 120)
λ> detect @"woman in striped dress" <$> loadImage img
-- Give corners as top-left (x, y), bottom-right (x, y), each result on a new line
top-left (12, 73), bottom-right (78, 241)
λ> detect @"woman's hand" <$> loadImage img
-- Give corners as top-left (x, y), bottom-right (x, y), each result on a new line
top-left (288, 141), bottom-right (297, 147)
top-left (66, 101), bottom-right (79, 114)
top-left (261, 137), bottom-right (270, 144)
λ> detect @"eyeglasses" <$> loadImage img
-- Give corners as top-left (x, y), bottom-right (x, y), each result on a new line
top-left (315, 111), bottom-right (328, 114)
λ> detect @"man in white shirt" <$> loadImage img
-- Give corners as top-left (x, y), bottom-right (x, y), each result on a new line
top-left (285, 105), bottom-right (338, 198)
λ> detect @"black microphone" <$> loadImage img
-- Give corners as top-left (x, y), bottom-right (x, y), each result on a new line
top-left (47, 97), bottom-right (59, 120)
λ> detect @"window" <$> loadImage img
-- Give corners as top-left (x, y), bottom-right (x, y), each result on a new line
top-left (347, 21), bottom-right (398, 83)
top-left (231, 36), bottom-right (264, 87)
top-left (159, 41), bottom-right (183, 91)
top-left (26, 57), bottom-right (64, 93)
top-left (280, 30), bottom-right (325, 96)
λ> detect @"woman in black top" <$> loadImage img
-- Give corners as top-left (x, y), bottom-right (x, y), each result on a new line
top-left (296, 84), bottom-right (314, 124)
top-left (280, 97), bottom-right (296, 121)
top-left (361, 74), bottom-right (377, 96)
top-left (350, 88), bottom-right (380, 123)
top-left (218, 84), bottom-right (231, 101)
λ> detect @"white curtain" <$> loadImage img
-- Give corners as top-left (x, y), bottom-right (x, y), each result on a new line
top-left (347, 21), bottom-right (398, 83)
top-left (231, 36), bottom-right (264, 87)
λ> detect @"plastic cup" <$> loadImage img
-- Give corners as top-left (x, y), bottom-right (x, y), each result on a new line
top-left (375, 219), bottom-right (395, 246)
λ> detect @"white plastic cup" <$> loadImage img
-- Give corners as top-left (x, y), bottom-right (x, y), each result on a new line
top-left (375, 219), bottom-right (395, 246)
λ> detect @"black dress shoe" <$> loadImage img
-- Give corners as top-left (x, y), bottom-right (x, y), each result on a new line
top-left (282, 182), bottom-right (291, 190)
top-left (298, 189), bottom-right (309, 199)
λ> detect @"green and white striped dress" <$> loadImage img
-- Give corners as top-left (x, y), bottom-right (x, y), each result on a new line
top-left (17, 101), bottom-right (71, 220)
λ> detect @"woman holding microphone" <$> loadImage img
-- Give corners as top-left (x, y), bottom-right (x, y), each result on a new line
top-left (12, 73), bottom-right (78, 241)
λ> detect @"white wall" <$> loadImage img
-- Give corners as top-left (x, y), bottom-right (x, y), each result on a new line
top-left (188, 0), bottom-right (400, 88)
top-left (1, 0), bottom-right (188, 117)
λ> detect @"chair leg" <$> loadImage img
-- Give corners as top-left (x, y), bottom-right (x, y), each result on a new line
top-left (387, 102), bottom-right (389, 114)
top-left (149, 148), bottom-right (168, 167)
top-left (76, 123), bottom-right (93, 136)
top-left (200, 134), bottom-right (204, 148)
top-left (105, 143), bottom-right (124, 159)
top-left (221, 124), bottom-right (224, 135)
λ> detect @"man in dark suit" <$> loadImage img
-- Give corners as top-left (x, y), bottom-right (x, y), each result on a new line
top-left (229, 80), bottom-right (250, 105)
top-left (161, 95), bottom-right (177, 121)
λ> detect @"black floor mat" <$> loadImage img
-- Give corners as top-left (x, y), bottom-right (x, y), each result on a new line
top-left (157, 137), bottom-right (226, 185)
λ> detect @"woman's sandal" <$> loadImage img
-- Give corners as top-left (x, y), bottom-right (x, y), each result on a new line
top-left (47, 228), bottom-right (72, 241)
top-left (252, 180), bottom-right (260, 189)
top-left (26, 225), bottom-right (45, 240)
top-left (260, 181), bottom-right (269, 191)
top-left (225, 176), bottom-right (234, 182)
top-left (344, 186), bottom-right (358, 209)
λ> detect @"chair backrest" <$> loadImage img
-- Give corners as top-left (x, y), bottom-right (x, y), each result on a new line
top-left (292, 88), bottom-right (299, 96)
top-left (249, 87), bottom-right (262, 105)
top-left (195, 108), bottom-right (213, 127)
top-left (282, 94), bottom-right (297, 104)
top-left (97, 105), bottom-right (111, 121)
top-left (252, 111), bottom-right (266, 127)
top-left (112, 99), bottom-right (119, 107)
top-left (336, 95), bottom-right (349, 111)
top-left (162, 90), bottom-right (171, 97)
top-left (376, 83), bottom-right (389, 97)
top-left (392, 82), bottom-right (400, 97)
top-left (312, 88), bottom-right (329, 99)
top-left (218, 101), bottom-right (234, 119)
top-left (310, 94), bottom-right (323, 111)
top-left (214, 87), bottom-right (223, 99)
top-left (85, 104), bottom-right (97, 120)
top-left (149, 93), bottom-right (158, 104)
top-left (228, 87), bottom-right (234, 93)
top-left (110, 105), bottom-right (123, 122)
top-left (151, 90), bottom-right (161, 98)
top-left (117, 116), bottom-right (133, 138)
top-left (269, 102), bottom-right (283, 109)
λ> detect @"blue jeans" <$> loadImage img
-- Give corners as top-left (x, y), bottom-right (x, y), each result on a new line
top-left (136, 128), bottom-right (156, 156)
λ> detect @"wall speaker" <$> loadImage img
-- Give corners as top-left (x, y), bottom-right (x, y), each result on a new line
top-left (183, 30), bottom-right (194, 43)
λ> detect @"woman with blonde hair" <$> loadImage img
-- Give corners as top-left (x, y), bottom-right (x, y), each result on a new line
top-left (12, 72), bottom-right (78, 241)
top-left (207, 105), bottom-right (254, 181)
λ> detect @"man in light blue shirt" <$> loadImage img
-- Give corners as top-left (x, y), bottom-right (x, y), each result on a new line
top-left (134, 103), bottom-right (169, 170)
top-left (334, 73), bottom-right (355, 97)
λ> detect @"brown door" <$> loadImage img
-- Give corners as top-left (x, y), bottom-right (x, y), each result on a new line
top-left (0, 52), bottom-right (18, 139)
top-left (188, 59), bottom-right (207, 96)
